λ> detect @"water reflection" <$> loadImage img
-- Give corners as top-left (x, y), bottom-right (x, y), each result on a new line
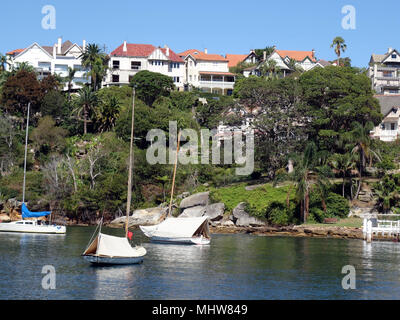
top-left (4, 229), bottom-right (400, 300)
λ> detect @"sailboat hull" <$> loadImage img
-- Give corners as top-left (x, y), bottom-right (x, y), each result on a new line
top-left (150, 236), bottom-right (211, 245)
top-left (83, 255), bottom-right (144, 265)
top-left (0, 221), bottom-right (66, 234)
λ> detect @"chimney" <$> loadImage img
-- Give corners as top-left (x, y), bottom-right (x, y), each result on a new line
top-left (53, 44), bottom-right (57, 58)
top-left (166, 47), bottom-right (170, 57)
top-left (204, 48), bottom-right (208, 54)
top-left (123, 40), bottom-right (127, 53)
top-left (263, 51), bottom-right (267, 61)
top-left (57, 37), bottom-right (62, 55)
top-left (82, 40), bottom-right (86, 52)
top-left (273, 45), bottom-right (276, 51)
top-left (312, 48), bottom-right (315, 58)
top-left (388, 47), bottom-right (393, 53)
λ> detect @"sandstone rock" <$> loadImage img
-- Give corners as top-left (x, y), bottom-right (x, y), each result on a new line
top-left (221, 220), bottom-right (235, 227)
top-left (109, 207), bottom-right (167, 227)
top-left (179, 192), bottom-right (210, 209)
top-left (204, 203), bottom-right (225, 221)
top-left (179, 206), bottom-right (207, 218)
top-left (232, 202), bottom-right (266, 227)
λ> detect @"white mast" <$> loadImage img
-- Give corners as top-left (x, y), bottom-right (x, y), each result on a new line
top-left (22, 103), bottom-right (30, 205)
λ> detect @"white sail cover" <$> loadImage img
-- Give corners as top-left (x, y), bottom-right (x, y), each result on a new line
top-left (140, 217), bottom-right (210, 239)
top-left (95, 233), bottom-right (146, 258)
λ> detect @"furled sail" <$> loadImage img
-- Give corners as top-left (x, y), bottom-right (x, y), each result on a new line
top-left (21, 203), bottom-right (51, 219)
top-left (140, 217), bottom-right (210, 239)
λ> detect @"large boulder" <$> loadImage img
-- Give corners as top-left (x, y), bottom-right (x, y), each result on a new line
top-left (179, 206), bottom-right (207, 218)
top-left (204, 203), bottom-right (225, 221)
top-left (109, 207), bottom-right (167, 227)
top-left (232, 202), bottom-right (266, 227)
top-left (179, 192), bottom-right (209, 210)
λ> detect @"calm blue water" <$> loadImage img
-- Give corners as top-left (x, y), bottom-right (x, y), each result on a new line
top-left (1, 227), bottom-right (400, 300)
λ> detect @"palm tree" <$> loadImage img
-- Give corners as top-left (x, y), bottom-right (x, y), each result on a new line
top-left (330, 37), bottom-right (347, 66)
top-left (260, 59), bottom-right (281, 79)
top-left (276, 142), bottom-right (330, 223)
top-left (329, 153), bottom-right (356, 198)
top-left (344, 122), bottom-right (381, 199)
top-left (79, 44), bottom-right (109, 91)
top-left (96, 95), bottom-right (121, 132)
top-left (64, 67), bottom-right (76, 101)
top-left (72, 86), bottom-right (98, 135)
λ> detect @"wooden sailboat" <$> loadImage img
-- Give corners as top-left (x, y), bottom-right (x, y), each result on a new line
top-left (82, 86), bottom-right (147, 265)
top-left (139, 132), bottom-right (211, 245)
top-left (0, 103), bottom-right (66, 234)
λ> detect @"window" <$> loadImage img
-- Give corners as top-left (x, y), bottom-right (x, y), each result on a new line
top-left (170, 62), bottom-right (179, 69)
top-left (131, 61), bottom-right (141, 70)
top-left (172, 76), bottom-right (180, 83)
top-left (383, 71), bottom-right (393, 78)
top-left (113, 60), bottom-right (120, 69)
top-left (391, 123), bottom-right (396, 131)
top-left (189, 75), bottom-right (192, 81)
top-left (129, 75), bottom-right (134, 83)
top-left (112, 75), bottom-right (119, 83)
top-left (392, 54), bottom-right (397, 59)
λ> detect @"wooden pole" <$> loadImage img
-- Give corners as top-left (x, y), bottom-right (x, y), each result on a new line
top-left (126, 87), bottom-right (136, 237)
top-left (168, 131), bottom-right (181, 217)
top-left (22, 102), bottom-right (30, 205)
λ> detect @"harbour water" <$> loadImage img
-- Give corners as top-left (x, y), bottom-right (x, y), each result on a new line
top-left (1, 226), bottom-right (400, 300)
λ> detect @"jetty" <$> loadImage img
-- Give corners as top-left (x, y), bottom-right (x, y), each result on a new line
top-left (363, 214), bottom-right (400, 242)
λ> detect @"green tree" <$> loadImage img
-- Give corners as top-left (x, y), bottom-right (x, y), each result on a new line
top-left (130, 70), bottom-right (175, 106)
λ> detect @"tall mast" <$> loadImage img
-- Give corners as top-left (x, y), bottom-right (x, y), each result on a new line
top-left (126, 87), bottom-right (136, 237)
top-left (168, 131), bottom-right (181, 217)
top-left (22, 103), bottom-right (30, 205)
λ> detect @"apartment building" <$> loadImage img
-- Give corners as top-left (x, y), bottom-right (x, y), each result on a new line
top-left (179, 49), bottom-right (235, 96)
top-left (6, 37), bottom-right (88, 90)
top-left (369, 48), bottom-right (400, 95)
top-left (106, 41), bottom-right (185, 90)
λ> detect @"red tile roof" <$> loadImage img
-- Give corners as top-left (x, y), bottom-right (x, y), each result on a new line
top-left (111, 43), bottom-right (183, 62)
top-left (276, 50), bottom-right (316, 62)
top-left (226, 54), bottom-right (248, 68)
top-left (6, 49), bottom-right (25, 56)
top-left (179, 49), bottom-right (228, 62)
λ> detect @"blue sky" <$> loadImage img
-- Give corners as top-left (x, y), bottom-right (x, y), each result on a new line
top-left (1, 0), bottom-right (399, 67)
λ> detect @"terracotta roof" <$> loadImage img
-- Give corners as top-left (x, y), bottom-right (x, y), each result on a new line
top-left (276, 50), bottom-right (316, 62)
top-left (159, 47), bottom-right (184, 63)
top-left (179, 49), bottom-right (228, 62)
top-left (6, 49), bottom-right (25, 56)
top-left (226, 54), bottom-right (248, 68)
top-left (111, 43), bottom-right (183, 62)
top-left (317, 59), bottom-right (332, 67)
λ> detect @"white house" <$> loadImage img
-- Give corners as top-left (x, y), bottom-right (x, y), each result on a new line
top-left (178, 49), bottom-right (235, 96)
top-left (369, 48), bottom-right (400, 95)
top-left (370, 95), bottom-right (400, 142)
top-left (6, 37), bottom-right (88, 91)
top-left (276, 49), bottom-right (317, 71)
top-left (106, 41), bottom-right (185, 90)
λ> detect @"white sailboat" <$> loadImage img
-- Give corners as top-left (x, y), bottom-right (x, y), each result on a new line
top-left (139, 132), bottom-right (211, 245)
top-left (82, 86), bottom-right (146, 265)
top-left (0, 103), bottom-right (66, 234)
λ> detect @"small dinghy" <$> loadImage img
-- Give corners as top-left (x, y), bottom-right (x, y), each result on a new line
top-left (140, 216), bottom-right (211, 245)
top-left (82, 231), bottom-right (146, 265)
